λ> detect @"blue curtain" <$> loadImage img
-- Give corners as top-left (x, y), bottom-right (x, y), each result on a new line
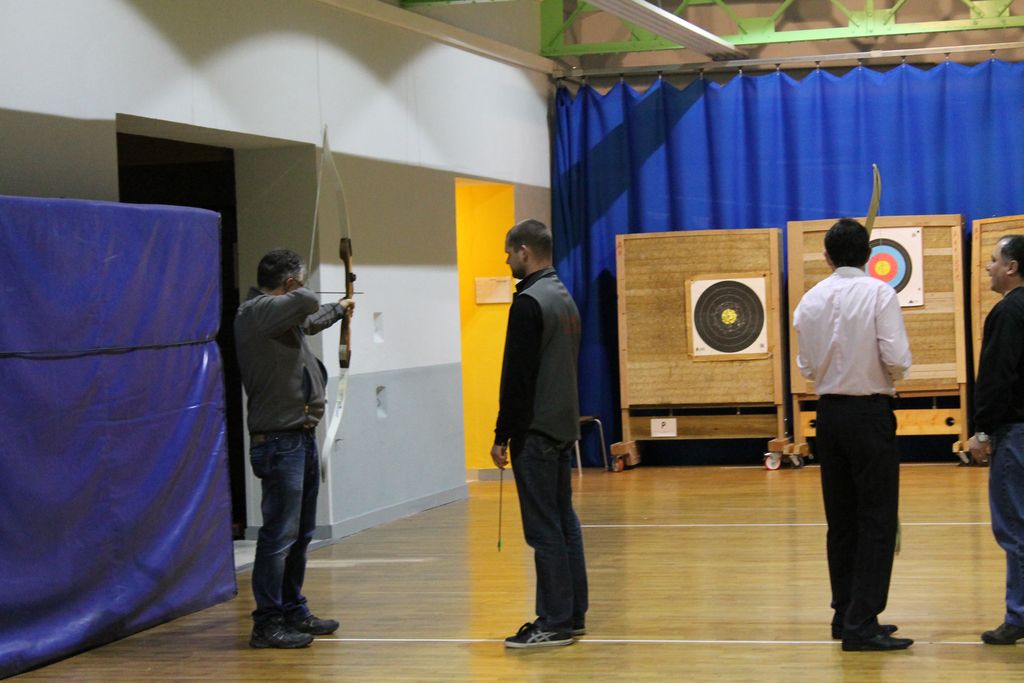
top-left (553, 60), bottom-right (1024, 460)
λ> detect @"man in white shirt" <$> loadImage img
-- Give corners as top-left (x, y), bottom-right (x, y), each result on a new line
top-left (794, 218), bottom-right (913, 652)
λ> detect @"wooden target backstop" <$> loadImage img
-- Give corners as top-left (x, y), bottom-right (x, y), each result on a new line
top-left (787, 215), bottom-right (968, 456)
top-left (616, 228), bottom-right (789, 464)
top-left (970, 215), bottom-right (1024, 373)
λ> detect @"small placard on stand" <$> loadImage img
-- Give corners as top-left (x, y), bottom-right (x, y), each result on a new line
top-left (650, 418), bottom-right (678, 438)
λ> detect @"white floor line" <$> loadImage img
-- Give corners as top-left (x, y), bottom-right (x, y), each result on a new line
top-left (723, 462), bottom-right (964, 470)
top-left (316, 637), bottom-right (985, 646)
top-left (902, 521), bottom-right (988, 526)
top-left (321, 638), bottom-right (498, 643)
top-left (582, 521), bottom-right (988, 528)
top-left (581, 528), bottom-right (827, 532)
top-left (306, 558), bottom-right (434, 568)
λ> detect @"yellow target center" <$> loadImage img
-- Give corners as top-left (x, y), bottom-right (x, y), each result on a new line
top-left (721, 308), bottom-right (738, 326)
top-left (875, 261), bottom-right (892, 276)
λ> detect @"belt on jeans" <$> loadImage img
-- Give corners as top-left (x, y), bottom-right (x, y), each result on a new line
top-left (251, 426), bottom-right (316, 444)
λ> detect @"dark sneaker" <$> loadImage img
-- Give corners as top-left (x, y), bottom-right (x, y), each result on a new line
top-left (287, 614), bottom-right (340, 636)
top-left (982, 622), bottom-right (1024, 645)
top-left (504, 622), bottom-right (574, 649)
top-left (249, 621), bottom-right (314, 649)
top-left (572, 622), bottom-right (586, 636)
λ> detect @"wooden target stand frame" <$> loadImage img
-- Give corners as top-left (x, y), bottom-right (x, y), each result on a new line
top-left (787, 215), bottom-right (969, 458)
top-left (615, 228), bottom-right (793, 469)
top-left (963, 215), bottom-right (1024, 463)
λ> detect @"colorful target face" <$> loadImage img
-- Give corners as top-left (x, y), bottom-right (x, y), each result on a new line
top-left (867, 240), bottom-right (911, 291)
top-left (689, 276), bottom-right (769, 358)
top-left (866, 227), bottom-right (923, 307)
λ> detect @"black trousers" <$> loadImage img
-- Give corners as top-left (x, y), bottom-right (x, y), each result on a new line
top-left (816, 394), bottom-right (900, 639)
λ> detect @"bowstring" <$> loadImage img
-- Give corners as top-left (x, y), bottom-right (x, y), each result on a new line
top-left (308, 126), bottom-right (330, 272)
top-left (498, 467), bottom-right (504, 552)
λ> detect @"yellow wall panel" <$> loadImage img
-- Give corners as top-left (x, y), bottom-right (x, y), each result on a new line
top-left (455, 180), bottom-right (515, 471)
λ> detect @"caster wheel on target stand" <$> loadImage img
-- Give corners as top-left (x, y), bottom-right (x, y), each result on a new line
top-left (953, 440), bottom-right (988, 467)
top-left (784, 442), bottom-right (812, 468)
top-left (610, 441), bottom-right (641, 472)
top-left (763, 441), bottom-right (812, 470)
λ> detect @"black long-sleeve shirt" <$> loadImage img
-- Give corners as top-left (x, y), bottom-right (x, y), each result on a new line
top-left (493, 271), bottom-right (545, 445)
top-left (975, 286), bottom-right (1024, 434)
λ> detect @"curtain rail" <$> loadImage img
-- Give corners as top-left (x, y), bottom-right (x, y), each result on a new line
top-left (554, 41), bottom-right (1024, 82)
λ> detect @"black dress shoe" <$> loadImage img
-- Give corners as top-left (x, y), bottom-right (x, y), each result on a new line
top-left (981, 622), bottom-right (1024, 645)
top-left (842, 633), bottom-right (913, 651)
top-left (832, 624), bottom-right (898, 640)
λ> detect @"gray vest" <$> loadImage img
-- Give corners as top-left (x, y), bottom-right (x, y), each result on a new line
top-left (519, 270), bottom-right (581, 442)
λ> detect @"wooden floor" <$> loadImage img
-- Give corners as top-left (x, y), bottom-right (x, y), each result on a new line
top-left (19, 464), bottom-right (1024, 681)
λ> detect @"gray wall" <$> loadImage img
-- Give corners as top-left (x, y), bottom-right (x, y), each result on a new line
top-left (0, 109), bottom-right (119, 200)
top-left (326, 364), bottom-right (466, 538)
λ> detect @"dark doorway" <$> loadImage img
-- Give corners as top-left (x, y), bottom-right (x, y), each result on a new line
top-left (117, 132), bottom-right (247, 539)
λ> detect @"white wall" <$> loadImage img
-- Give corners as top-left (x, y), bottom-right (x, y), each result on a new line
top-left (0, 0), bottom-right (551, 356)
top-left (0, 0), bottom-right (552, 537)
top-left (0, 0), bottom-right (550, 187)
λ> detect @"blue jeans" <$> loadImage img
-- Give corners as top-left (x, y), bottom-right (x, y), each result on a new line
top-left (249, 430), bottom-right (319, 626)
top-left (511, 432), bottom-right (588, 632)
top-left (989, 423), bottom-right (1024, 627)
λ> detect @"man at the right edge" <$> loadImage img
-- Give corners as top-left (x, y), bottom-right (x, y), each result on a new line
top-left (967, 234), bottom-right (1024, 645)
top-left (794, 218), bottom-right (914, 651)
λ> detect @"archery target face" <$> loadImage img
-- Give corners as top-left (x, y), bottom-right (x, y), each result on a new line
top-left (689, 277), bottom-right (769, 357)
top-left (867, 227), bottom-right (923, 307)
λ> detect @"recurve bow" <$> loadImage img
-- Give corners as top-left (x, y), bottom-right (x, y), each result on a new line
top-left (311, 126), bottom-right (355, 482)
top-left (865, 163), bottom-right (882, 236)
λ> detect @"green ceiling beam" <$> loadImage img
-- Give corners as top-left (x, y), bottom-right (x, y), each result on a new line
top-left (728, 15), bottom-right (1024, 47)
top-left (401, 0), bottom-right (516, 5)
top-left (539, 0), bottom-right (1024, 57)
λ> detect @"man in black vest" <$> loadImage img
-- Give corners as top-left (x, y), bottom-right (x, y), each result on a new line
top-left (968, 234), bottom-right (1024, 645)
top-left (491, 219), bottom-right (588, 649)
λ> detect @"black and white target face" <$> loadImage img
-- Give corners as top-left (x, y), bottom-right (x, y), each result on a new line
top-left (692, 280), bottom-right (766, 354)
